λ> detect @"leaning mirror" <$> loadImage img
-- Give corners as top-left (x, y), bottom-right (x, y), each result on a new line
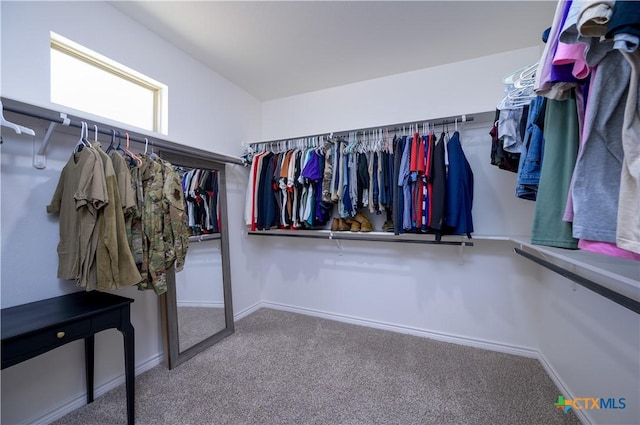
top-left (159, 152), bottom-right (234, 369)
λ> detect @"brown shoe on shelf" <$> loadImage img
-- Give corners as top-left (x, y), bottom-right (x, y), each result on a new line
top-left (354, 212), bottom-right (374, 232)
top-left (331, 218), bottom-right (340, 231)
top-left (334, 218), bottom-right (350, 231)
top-left (350, 220), bottom-right (361, 232)
top-left (353, 213), bottom-right (368, 224)
top-left (360, 219), bottom-right (374, 232)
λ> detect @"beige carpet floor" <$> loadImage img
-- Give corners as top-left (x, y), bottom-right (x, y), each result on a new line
top-left (53, 308), bottom-right (581, 425)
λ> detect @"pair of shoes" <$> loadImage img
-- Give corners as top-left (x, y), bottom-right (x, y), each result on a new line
top-left (382, 220), bottom-right (394, 232)
top-left (341, 217), bottom-right (357, 232)
top-left (353, 213), bottom-right (374, 232)
top-left (331, 218), bottom-right (350, 231)
top-left (344, 218), bottom-right (360, 232)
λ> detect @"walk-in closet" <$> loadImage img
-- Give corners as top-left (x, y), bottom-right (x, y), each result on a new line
top-left (1, 2), bottom-right (638, 425)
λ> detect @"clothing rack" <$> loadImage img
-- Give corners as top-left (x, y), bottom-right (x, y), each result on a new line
top-left (247, 114), bottom-right (474, 148)
top-left (514, 247), bottom-right (640, 315)
top-left (1, 97), bottom-right (244, 168)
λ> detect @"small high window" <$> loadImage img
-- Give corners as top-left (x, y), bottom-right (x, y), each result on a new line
top-left (50, 32), bottom-right (168, 134)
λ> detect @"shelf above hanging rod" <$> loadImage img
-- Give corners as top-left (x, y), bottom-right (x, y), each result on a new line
top-left (1, 97), bottom-right (244, 169)
top-left (246, 114), bottom-right (475, 147)
top-left (247, 229), bottom-right (474, 247)
top-left (514, 247), bottom-right (640, 315)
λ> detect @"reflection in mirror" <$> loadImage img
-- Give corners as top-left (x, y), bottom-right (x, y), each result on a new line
top-left (175, 238), bottom-right (226, 352)
top-left (160, 153), bottom-right (234, 370)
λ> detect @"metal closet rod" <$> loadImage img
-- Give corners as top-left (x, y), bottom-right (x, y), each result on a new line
top-left (248, 114), bottom-right (475, 146)
top-left (2, 101), bottom-right (244, 165)
top-left (513, 247), bottom-right (640, 315)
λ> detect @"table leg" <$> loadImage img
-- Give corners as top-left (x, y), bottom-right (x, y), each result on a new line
top-left (119, 321), bottom-right (135, 425)
top-left (84, 335), bottom-right (95, 403)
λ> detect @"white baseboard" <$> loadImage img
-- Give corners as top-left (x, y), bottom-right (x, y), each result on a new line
top-left (176, 301), bottom-right (224, 308)
top-left (260, 301), bottom-right (539, 358)
top-left (28, 353), bottom-right (164, 425)
top-left (234, 301), bottom-right (262, 320)
top-left (537, 351), bottom-right (591, 425)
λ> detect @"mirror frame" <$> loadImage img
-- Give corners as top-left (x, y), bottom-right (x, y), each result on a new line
top-left (158, 152), bottom-right (234, 369)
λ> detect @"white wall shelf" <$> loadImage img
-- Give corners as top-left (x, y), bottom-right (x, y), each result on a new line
top-left (511, 237), bottom-right (639, 289)
top-left (510, 238), bottom-right (639, 314)
top-left (247, 229), bottom-right (474, 246)
top-left (1, 97), bottom-right (245, 168)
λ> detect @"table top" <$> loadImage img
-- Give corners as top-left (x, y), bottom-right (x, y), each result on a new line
top-left (1, 291), bottom-right (134, 341)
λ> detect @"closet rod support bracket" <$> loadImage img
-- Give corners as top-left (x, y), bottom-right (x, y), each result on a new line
top-left (458, 239), bottom-right (466, 265)
top-left (329, 232), bottom-right (343, 256)
top-left (33, 114), bottom-right (70, 169)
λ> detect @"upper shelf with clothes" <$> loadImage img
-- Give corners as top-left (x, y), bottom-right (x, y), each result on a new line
top-left (0, 97), bottom-right (244, 169)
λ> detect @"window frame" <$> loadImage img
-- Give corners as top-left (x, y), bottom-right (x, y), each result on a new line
top-left (50, 32), bottom-right (168, 134)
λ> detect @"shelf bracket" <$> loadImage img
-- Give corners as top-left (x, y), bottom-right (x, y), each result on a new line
top-left (329, 232), bottom-right (343, 256)
top-left (33, 113), bottom-right (70, 169)
top-left (458, 237), bottom-right (466, 265)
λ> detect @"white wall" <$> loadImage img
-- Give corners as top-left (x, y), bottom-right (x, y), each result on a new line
top-left (532, 268), bottom-right (640, 425)
top-left (258, 45), bottom-right (543, 350)
top-left (260, 46), bottom-right (640, 425)
top-left (261, 46), bottom-right (541, 140)
top-left (0, 2), bottom-right (261, 424)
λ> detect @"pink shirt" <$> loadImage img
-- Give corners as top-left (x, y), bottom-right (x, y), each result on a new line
top-left (553, 42), bottom-right (590, 79)
top-left (578, 239), bottom-right (640, 261)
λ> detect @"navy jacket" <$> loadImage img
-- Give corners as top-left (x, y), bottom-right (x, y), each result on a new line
top-left (445, 131), bottom-right (474, 236)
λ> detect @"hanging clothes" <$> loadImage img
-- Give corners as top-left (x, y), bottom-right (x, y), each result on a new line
top-left (47, 147), bottom-right (108, 284)
top-left (430, 133), bottom-right (447, 236)
top-left (531, 93), bottom-right (580, 249)
top-left (617, 49), bottom-right (640, 255)
top-left (244, 122), bottom-right (474, 238)
top-left (130, 155), bottom-right (189, 295)
top-left (444, 131), bottom-right (474, 237)
top-left (88, 142), bottom-right (142, 291)
top-left (516, 96), bottom-right (547, 200)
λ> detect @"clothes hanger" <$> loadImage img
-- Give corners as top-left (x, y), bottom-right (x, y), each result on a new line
top-left (0, 101), bottom-right (36, 136)
top-left (517, 62), bottom-right (538, 86)
top-left (123, 132), bottom-right (142, 167)
top-left (116, 130), bottom-right (123, 152)
top-left (502, 62), bottom-right (536, 85)
top-left (149, 138), bottom-right (158, 159)
top-left (74, 122), bottom-right (90, 153)
top-left (93, 125), bottom-right (98, 142)
top-left (106, 129), bottom-right (116, 153)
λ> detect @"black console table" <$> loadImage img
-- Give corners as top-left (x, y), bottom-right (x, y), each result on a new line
top-left (1, 291), bottom-right (135, 424)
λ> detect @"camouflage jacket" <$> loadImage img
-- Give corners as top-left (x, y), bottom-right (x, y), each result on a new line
top-left (132, 155), bottom-right (189, 295)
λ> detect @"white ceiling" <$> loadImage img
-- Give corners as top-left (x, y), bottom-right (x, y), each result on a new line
top-left (110, 1), bottom-right (555, 101)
